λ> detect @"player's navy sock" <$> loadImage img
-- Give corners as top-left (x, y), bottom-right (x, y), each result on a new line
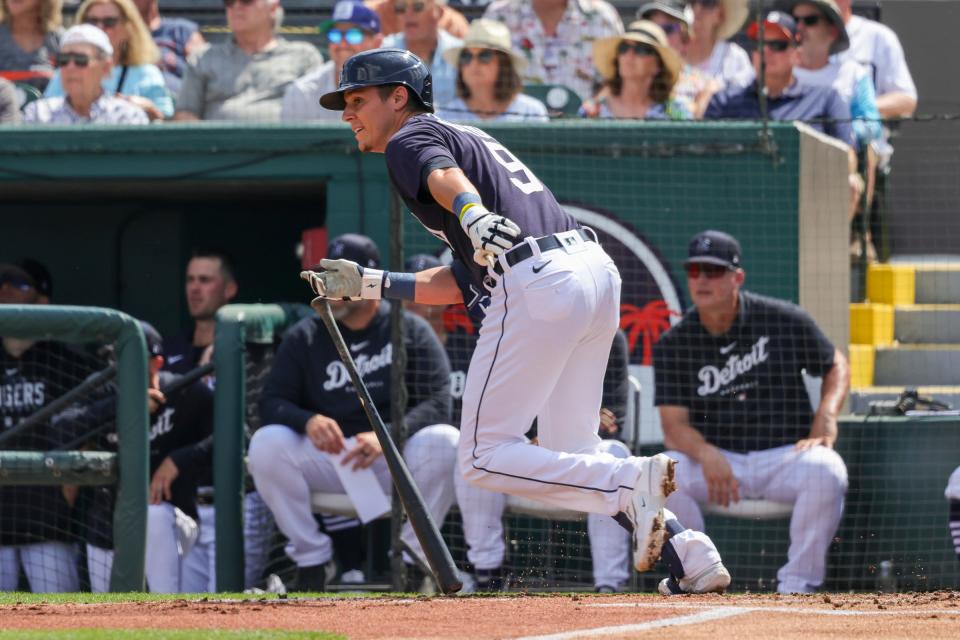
top-left (660, 517), bottom-right (687, 579)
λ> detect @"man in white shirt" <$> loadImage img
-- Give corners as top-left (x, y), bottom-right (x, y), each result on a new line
top-left (281, 1), bottom-right (384, 122)
top-left (832, 0), bottom-right (916, 119)
top-left (23, 25), bottom-right (148, 125)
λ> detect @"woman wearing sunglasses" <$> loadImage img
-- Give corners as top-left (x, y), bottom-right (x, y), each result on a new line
top-left (684, 0), bottom-right (752, 90)
top-left (43, 0), bottom-right (172, 120)
top-left (0, 0), bottom-right (62, 89)
top-left (436, 19), bottom-right (547, 122)
top-left (583, 21), bottom-right (689, 120)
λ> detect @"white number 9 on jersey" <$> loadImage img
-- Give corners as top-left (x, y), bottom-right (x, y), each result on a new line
top-left (482, 140), bottom-right (544, 195)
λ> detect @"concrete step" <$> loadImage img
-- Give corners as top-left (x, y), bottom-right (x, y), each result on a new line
top-left (849, 386), bottom-right (960, 414)
top-left (915, 264), bottom-right (960, 304)
top-left (894, 305), bottom-right (960, 343)
top-left (873, 345), bottom-right (960, 386)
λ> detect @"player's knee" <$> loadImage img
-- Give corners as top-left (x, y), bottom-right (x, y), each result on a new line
top-left (800, 447), bottom-right (849, 497)
top-left (404, 424), bottom-right (458, 469)
top-left (460, 457), bottom-right (491, 489)
top-left (146, 503), bottom-right (175, 539)
top-left (247, 424), bottom-right (298, 478)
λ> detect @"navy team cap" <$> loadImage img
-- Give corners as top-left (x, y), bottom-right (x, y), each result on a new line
top-left (405, 253), bottom-right (443, 272)
top-left (684, 230), bottom-right (742, 269)
top-left (139, 320), bottom-right (164, 358)
top-left (325, 233), bottom-right (381, 269)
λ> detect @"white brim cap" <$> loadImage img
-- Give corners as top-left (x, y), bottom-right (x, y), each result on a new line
top-left (61, 24), bottom-right (114, 58)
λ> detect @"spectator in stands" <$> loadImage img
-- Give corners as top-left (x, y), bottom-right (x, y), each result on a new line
top-left (637, 1), bottom-right (717, 117)
top-left (0, 259), bottom-right (99, 593)
top-left (247, 234), bottom-right (458, 592)
top-left (0, 76), bottom-right (18, 122)
top-left (436, 19), bottom-right (548, 122)
top-left (132, 0), bottom-right (206, 95)
top-left (174, 0), bottom-right (322, 122)
top-left (791, 0), bottom-right (881, 151)
top-left (653, 230), bottom-right (849, 594)
top-left (23, 24), bottom-right (149, 124)
top-left (704, 12), bottom-right (854, 149)
top-left (43, 0), bottom-right (172, 121)
top-left (402, 253), bottom-right (633, 593)
top-left (832, 0), bottom-right (916, 120)
top-left (0, 0), bottom-right (62, 88)
top-left (684, 0), bottom-right (752, 90)
top-left (482, 0), bottom-right (623, 102)
top-left (582, 20), bottom-right (689, 119)
top-left (281, 0), bottom-right (383, 122)
top-left (163, 249), bottom-right (238, 375)
top-left (366, 0), bottom-right (468, 38)
top-left (83, 321), bottom-right (213, 593)
top-left (381, 0), bottom-right (462, 110)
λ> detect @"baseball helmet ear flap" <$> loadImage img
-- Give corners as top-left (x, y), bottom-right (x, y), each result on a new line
top-left (320, 48), bottom-right (434, 112)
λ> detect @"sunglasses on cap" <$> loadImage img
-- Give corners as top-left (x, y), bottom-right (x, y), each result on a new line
top-left (0, 273), bottom-right (35, 291)
top-left (684, 263), bottom-right (734, 279)
top-left (792, 14), bottom-right (825, 26)
top-left (459, 49), bottom-right (496, 65)
top-left (395, 1), bottom-right (426, 13)
top-left (223, 0), bottom-right (257, 8)
top-left (84, 16), bottom-right (123, 29)
top-left (55, 52), bottom-right (94, 68)
top-left (327, 27), bottom-right (365, 45)
top-left (617, 41), bottom-right (658, 57)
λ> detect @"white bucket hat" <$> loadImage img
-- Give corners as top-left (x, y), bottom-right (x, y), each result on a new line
top-left (442, 19), bottom-right (526, 74)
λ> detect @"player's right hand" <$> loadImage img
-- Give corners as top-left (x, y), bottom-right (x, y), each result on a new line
top-left (460, 207), bottom-right (520, 267)
top-left (300, 258), bottom-right (363, 300)
top-left (700, 445), bottom-right (740, 507)
top-left (306, 414), bottom-right (345, 454)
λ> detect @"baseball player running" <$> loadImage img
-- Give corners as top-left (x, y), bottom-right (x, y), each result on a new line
top-left (303, 49), bottom-right (730, 592)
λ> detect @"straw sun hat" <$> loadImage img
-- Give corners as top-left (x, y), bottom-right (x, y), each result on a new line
top-left (592, 20), bottom-right (682, 88)
top-left (442, 19), bottom-right (526, 74)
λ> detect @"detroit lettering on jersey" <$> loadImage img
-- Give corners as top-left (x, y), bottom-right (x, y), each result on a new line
top-left (653, 291), bottom-right (836, 453)
top-left (385, 114), bottom-right (579, 290)
top-left (323, 343), bottom-right (392, 392)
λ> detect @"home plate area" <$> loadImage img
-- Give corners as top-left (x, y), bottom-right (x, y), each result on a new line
top-left (3, 592), bottom-right (960, 639)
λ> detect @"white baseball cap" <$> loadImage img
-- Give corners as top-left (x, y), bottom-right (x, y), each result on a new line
top-left (60, 24), bottom-right (114, 58)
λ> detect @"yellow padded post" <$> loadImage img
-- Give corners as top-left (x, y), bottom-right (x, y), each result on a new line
top-left (866, 264), bottom-right (915, 305)
top-left (849, 303), bottom-right (894, 345)
top-left (848, 344), bottom-right (875, 389)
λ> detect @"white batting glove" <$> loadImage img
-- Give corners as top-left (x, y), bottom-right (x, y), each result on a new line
top-left (300, 259), bottom-right (361, 300)
top-left (460, 206), bottom-right (521, 267)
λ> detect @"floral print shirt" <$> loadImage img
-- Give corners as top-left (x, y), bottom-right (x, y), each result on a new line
top-left (483, 0), bottom-right (623, 101)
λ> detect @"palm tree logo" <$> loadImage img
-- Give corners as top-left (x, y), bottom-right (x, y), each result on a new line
top-left (620, 301), bottom-right (679, 365)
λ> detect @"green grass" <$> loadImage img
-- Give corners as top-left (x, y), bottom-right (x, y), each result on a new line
top-left (0, 632), bottom-right (341, 640)
top-left (0, 592), bottom-right (365, 605)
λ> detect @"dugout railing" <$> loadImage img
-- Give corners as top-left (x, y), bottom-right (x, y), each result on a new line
top-left (0, 306), bottom-right (150, 592)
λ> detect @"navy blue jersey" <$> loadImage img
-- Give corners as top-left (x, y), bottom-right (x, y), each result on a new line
top-left (386, 114), bottom-right (579, 289)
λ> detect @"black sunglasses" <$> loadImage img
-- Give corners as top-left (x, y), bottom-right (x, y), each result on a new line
top-left (459, 49), bottom-right (496, 65)
top-left (395, 1), bottom-right (426, 13)
top-left (761, 40), bottom-right (793, 52)
top-left (793, 14), bottom-right (824, 26)
top-left (55, 52), bottom-right (93, 68)
top-left (684, 263), bottom-right (733, 279)
top-left (659, 23), bottom-right (684, 35)
top-left (223, 0), bottom-right (257, 8)
top-left (617, 41), bottom-right (658, 57)
top-left (84, 16), bottom-right (123, 29)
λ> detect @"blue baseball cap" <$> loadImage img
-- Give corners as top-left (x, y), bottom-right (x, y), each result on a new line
top-left (326, 233), bottom-right (381, 269)
top-left (321, 1), bottom-right (381, 34)
top-left (139, 320), bottom-right (164, 358)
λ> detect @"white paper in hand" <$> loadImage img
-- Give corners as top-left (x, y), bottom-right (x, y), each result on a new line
top-left (324, 436), bottom-right (391, 523)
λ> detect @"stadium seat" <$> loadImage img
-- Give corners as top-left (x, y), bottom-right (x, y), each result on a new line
top-left (14, 82), bottom-right (43, 112)
top-left (522, 84), bottom-right (582, 117)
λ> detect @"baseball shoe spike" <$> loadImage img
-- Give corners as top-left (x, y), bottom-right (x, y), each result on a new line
top-left (627, 453), bottom-right (676, 572)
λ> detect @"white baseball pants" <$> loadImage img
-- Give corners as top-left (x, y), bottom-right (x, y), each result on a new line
top-left (0, 543), bottom-right (78, 592)
top-left (664, 444), bottom-right (848, 593)
top-left (459, 236), bottom-right (646, 517)
top-left (248, 423), bottom-right (457, 568)
top-left (182, 503), bottom-right (216, 592)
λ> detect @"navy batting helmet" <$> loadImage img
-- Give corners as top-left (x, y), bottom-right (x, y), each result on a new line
top-left (319, 48), bottom-right (434, 112)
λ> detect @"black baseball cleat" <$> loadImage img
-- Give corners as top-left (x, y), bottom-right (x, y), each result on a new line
top-left (291, 560), bottom-right (335, 593)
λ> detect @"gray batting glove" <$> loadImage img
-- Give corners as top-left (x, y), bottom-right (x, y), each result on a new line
top-left (300, 258), bottom-right (363, 300)
top-left (460, 207), bottom-right (521, 267)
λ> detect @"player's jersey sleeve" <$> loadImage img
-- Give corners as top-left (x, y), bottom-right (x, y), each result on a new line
top-left (782, 303), bottom-right (837, 377)
top-left (386, 121), bottom-right (457, 204)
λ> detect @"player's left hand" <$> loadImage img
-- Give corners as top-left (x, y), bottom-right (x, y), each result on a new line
top-left (460, 208), bottom-right (520, 267)
top-left (150, 456), bottom-right (179, 504)
top-left (300, 258), bottom-right (363, 300)
top-left (598, 408), bottom-right (618, 436)
top-left (341, 431), bottom-right (382, 470)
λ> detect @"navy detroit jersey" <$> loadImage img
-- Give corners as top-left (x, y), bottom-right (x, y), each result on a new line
top-left (385, 114), bottom-right (579, 288)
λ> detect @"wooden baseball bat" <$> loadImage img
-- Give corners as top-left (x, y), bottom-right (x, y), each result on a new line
top-left (313, 297), bottom-right (462, 595)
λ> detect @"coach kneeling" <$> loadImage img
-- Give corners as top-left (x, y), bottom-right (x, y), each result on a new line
top-left (652, 230), bottom-right (849, 595)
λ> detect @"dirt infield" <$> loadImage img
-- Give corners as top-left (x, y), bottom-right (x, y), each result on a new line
top-left (3, 592), bottom-right (960, 639)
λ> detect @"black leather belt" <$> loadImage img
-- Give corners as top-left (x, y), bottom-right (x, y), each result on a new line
top-left (495, 228), bottom-right (593, 274)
